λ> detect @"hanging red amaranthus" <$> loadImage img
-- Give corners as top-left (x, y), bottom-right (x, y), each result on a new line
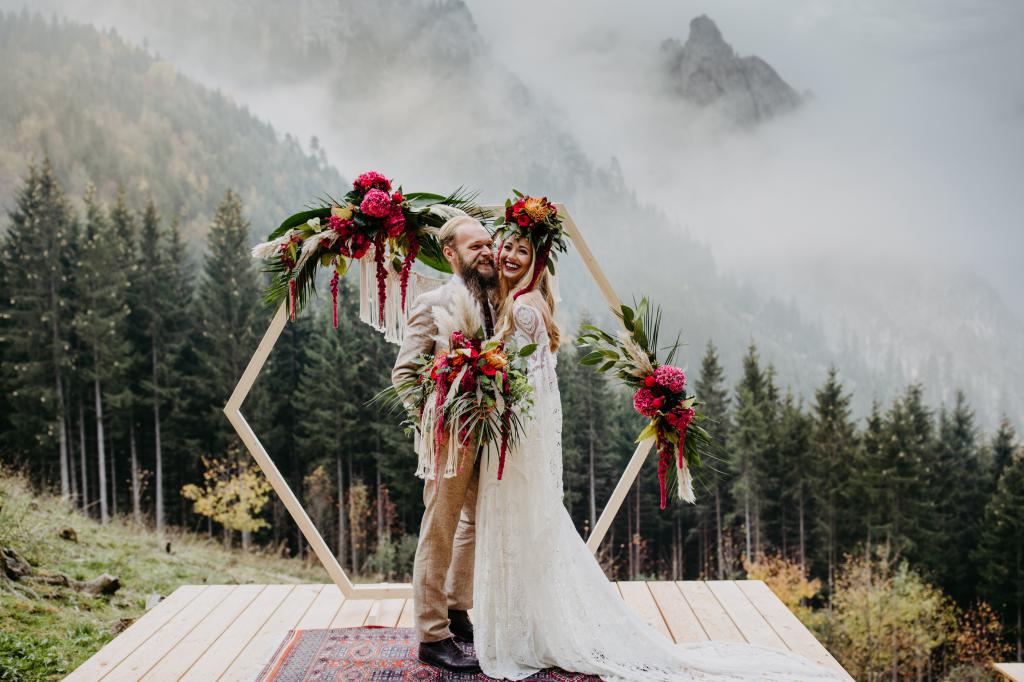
top-left (329, 270), bottom-right (340, 329)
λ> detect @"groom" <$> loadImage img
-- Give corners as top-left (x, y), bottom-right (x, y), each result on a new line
top-left (392, 214), bottom-right (497, 674)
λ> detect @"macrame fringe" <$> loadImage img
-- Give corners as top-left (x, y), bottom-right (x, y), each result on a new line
top-left (359, 245), bottom-right (444, 346)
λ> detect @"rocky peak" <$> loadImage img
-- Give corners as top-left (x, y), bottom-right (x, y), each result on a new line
top-left (662, 15), bottom-right (801, 125)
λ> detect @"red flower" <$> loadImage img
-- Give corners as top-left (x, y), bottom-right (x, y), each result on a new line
top-left (516, 213), bottom-right (531, 227)
top-left (353, 170), bottom-right (391, 193)
top-left (385, 207), bottom-right (406, 238)
top-left (653, 396), bottom-right (665, 410)
top-left (391, 191), bottom-right (404, 204)
top-left (644, 375), bottom-right (656, 388)
top-left (481, 363), bottom-right (497, 377)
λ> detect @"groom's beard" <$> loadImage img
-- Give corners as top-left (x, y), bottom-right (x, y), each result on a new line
top-left (457, 253), bottom-right (498, 301)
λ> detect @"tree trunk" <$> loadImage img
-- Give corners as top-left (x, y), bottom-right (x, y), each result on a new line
top-left (627, 487), bottom-right (635, 578)
top-left (78, 399), bottom-right (89, 512)
top-left (588, 439), bottom-right (596, 534)
top-left (336, 453), bottom-right (347, 570)
top-left (110, 434), bottom-right (117, 517)
top-left (744, 486), bottom-right (752, 562)
top-left (798, 486), bottom-right (807, 574)
top-left (349, 458), bottom-right (358, 575)
top-left (49, 278), bottom-right (70, 501)
top-left (152, 338), bottom-right (164, 534)
top-left (130, 420), bottom-right (141, 525)
top-left (94, 375), bottom-right (108, 524)
top-left (715, 483), bottom-right (724, 579)
top-left (68, 409), bottom-right (79, 505)
top-left (376, 462), bottom-right (384, 546)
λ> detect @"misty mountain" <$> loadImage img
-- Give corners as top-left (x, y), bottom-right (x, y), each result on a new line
top-left (2, 1), bottom-right (1019, 430)
top-left (0, 10), bottom-right (342, 247)
top-left (660, 15), bottom-right (802, 126)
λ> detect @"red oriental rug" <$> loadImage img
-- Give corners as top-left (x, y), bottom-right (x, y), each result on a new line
top-left (257, 626), bottom-right (603, 681)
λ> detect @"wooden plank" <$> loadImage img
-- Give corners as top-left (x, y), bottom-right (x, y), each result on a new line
top-left (736, 581), bottom-right (853, 680)
top-left (397, 599), bottom-right (414, 628)
top-left (141, 584), bottom-right (264, 681)
top-left (179, 584), bottom-right (294, 681)
top-left (705, 581), bottom-right (787, 649)
top-left (217, 583), bottom-right (323, 681)
top-left (647, 581), bottom-right (707, 643)
top-left (994, 662), bottom-right (1024, 682)
top-left (617, 581), bottom-right (672, 640)
top-left (367, 598), bottom-right (406, 627)
top-left (66, 585), bottom-right (205, 681)
top-left (330, 598), bottom-right (374, 627)
top-left (677, 581), bottom-right (745, 643)
top-left (102, 584), bottom-right (234, 680)
top-left (295, 584), bottom-right (345, 629)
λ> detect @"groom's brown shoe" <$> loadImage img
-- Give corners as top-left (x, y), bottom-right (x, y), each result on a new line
top-left (448, 609), bottom-right (474, 643)
top-left (418, 637), bottom-right (481, 674)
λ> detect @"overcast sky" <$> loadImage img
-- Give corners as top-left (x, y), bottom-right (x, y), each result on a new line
top-left (467, 0), bottom-right (1024, 308)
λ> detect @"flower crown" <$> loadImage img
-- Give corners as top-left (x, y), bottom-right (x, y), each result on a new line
top-left (493, 190), bottom-right (570, 299)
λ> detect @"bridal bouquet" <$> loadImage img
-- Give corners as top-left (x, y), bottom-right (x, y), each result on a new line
top-left (577, 298), bottom-right (712, 508)
top-left (252, 170), bottom-right (477, 334)
top-left (376, 328), bottom-right (536, 485)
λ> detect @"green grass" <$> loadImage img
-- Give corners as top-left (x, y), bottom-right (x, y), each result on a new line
top-left (0, 471), bottom-right (328, 681)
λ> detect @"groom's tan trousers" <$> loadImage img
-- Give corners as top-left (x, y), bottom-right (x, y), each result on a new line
top-left (413, 453), bottom-right (480, 642)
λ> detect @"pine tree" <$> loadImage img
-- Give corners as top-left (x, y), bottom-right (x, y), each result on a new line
top-left (728, 342), bottom-right (768, 563)
top-left (185, 190), bottom-right (264, 537)
top-left (974, 449), bottom-right (1024, 661)
top-left (991, 417), bottom-right (1019, 482)
top-left (809, 367), bottom-right (856, 593)
top-left (849, 400), bottom-right (888, 549)
top-left (560, 329), bottom-right (616, 536)
top-left (694, 340), bottom-right (731, 578)
top-left (72, 185), bottom-right (133, 523)
top-left (880, 383), bottom-right (939, 567)
top-left (134, 201), bottom-right (194, 532)
top-left (0, 159), bottom-right (75, 496)
top-left (191, 189), bottom-right (263, 453)
top-left (777, 391), bottom-right (814, 572)
top-left (294, 301), bottom-right (357, 569)
top-left (930, 390), bottom-right (987, 603)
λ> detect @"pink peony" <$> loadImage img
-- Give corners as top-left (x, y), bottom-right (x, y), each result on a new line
top-left (360, 189), bottom-right (393, 218)
top-left (353, 170), bottom-right (391, 193)
top-left (632, 388), bottom-right (660, 418)
top-left (654, 364), bottom-right (686, 394)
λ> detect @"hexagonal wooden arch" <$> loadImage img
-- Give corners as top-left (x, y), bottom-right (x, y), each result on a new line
top-left (224, 204), bottom-right (656, 599)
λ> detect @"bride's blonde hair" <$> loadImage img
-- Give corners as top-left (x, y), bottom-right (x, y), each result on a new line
top-left (494, 237), bottom-right (561, 352)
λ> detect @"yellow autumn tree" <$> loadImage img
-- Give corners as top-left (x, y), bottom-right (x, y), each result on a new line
top-left (181, 451), bottom-right (272, 549)
top-left (743, 553), bottom-right (823, 630)
top-left (828, 549), bottom-right (956, 681)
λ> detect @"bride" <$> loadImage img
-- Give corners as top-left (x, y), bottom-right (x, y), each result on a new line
top-left (471, 233), bottom-right (846, 682)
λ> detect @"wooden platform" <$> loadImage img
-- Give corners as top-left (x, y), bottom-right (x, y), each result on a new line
top-left (995, 662), bottom-right (1024, 681)
top-left (66, 580), bottom-right (853, 681)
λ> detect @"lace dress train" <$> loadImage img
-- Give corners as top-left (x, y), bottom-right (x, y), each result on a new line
top-left (472, 301), bottom-right (846, 682)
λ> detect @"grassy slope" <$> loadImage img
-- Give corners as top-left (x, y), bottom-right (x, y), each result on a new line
top-left (0, 472), bottom-right (328, 681)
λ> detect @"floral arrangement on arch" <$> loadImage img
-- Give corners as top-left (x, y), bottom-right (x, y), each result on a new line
top-left (576, 298), bottom-right (713, 508)
top-left (492, 191), bottom-right (571, 298)
top-left (252, 170), bottom-right (477, 341)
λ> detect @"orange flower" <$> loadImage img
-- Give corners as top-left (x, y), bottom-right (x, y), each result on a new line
top-left (482, 349), bottom-right (508, 370)
top-left (523, 196), bottom-right (553, 222)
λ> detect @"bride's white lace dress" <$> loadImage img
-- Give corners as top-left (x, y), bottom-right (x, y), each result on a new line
top-left (472, 299), bottom-right (846, 681)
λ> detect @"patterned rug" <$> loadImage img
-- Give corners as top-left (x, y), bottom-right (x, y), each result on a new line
top-left (257, 626), bottom-right (602, 681)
